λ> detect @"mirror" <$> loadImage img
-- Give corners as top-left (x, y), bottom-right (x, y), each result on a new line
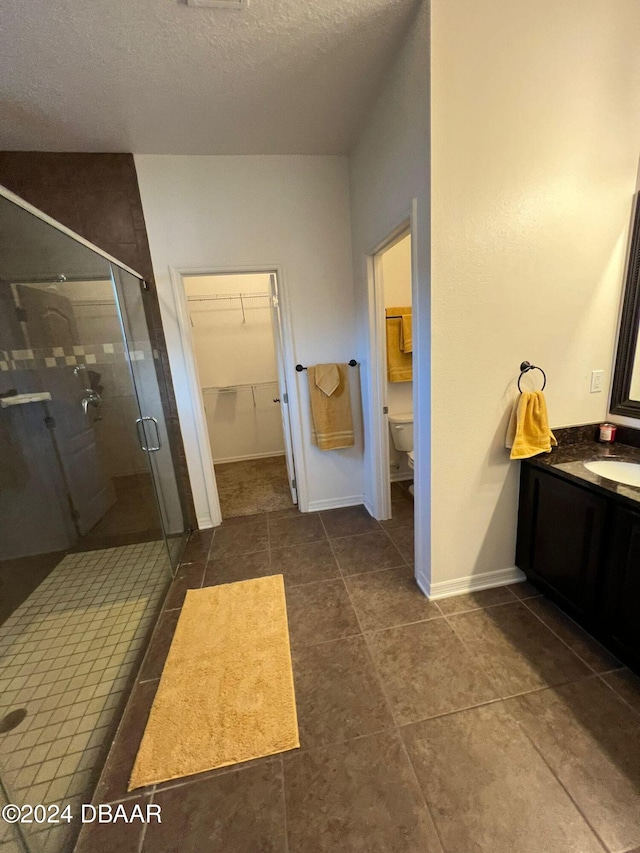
top-left (611, 191), bottom-right (640, 418)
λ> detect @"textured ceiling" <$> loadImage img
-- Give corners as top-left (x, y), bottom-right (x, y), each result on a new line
top-left (0, 0), bottom-right (420, 154)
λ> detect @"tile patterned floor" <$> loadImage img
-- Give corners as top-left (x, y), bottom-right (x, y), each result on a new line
top-left (214, 456), bottom-right (293, 518)
top-left (76, 494), bottom-right (640, 853)
top-left (0, 543), bottom-right (171, 853)
top-left (0, 784), bottom-right (27, 853)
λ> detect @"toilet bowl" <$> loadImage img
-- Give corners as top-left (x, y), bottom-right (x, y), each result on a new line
top-left (388, 412), bottom-right (414, 484)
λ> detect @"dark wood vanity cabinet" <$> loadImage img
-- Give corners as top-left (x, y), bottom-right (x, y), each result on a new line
top-left (516, 465), bottom-right (607, 624)
top-left (601, 506), bottom-right (640, 665)
top-left (516, 461), bottom-right (640, 671)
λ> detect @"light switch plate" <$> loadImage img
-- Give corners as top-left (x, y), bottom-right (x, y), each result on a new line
top-left (590, 370), bottom-right (604, 393)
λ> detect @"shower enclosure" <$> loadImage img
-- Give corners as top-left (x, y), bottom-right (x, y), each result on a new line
top-left (0, 187), bottom-right (188, 853)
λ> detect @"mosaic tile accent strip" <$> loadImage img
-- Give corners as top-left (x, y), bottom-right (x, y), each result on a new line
top-left (0, 344), bottom-right (155, 374)
top-left (0, 542), bottom-right (170, 853)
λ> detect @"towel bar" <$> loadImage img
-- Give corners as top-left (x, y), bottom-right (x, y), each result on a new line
top-left (518, 361), bottom-right (547, 392)
top-left (296, 360), bottom-right (358, 372)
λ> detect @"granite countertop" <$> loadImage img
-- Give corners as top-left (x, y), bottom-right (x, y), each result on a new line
top-left (526, 439), bottom-right (640, 507)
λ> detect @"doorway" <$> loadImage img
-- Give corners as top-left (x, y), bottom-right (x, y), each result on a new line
top-left (370, 222), bottom-right (415, 535)
top-left (182, 271), bottom-right (298, 519)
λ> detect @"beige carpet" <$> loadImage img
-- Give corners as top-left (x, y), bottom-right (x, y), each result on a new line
top-left (128, 575), bottom-right (299, 790)
top-left (215, 455), bottom-right (293, 518)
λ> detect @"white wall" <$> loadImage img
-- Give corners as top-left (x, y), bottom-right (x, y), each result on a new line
top-left (184, 273), bottom-right (285, 463)
top-left (134, 155), bottom-right (363, 522)
top-left (185, 274), bottom-right (276, 388)
top-left (349, 2), bottom-right (429, 571)
top-left (630, 349), bottom-right (640, 402)
top-left (430, 0), bottom-right (640, 587)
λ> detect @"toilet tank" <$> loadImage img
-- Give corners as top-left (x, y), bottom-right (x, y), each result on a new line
top-left (388, 412), bottom-right (414, 451)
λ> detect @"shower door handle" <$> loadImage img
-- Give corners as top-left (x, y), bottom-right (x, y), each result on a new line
top-left (136, 416), bottom-right (161, 452)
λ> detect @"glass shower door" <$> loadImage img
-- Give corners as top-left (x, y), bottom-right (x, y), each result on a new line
top-left (0, 191), bottom-right (188, 853)
top-left (110, 266), bottom-right (186, 568)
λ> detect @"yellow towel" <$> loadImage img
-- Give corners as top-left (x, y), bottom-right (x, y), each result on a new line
top-left (401, 314), bottom-right (412, 354)
top-left (308, 363), bottom-right (354, 450)
top-left (506, 391), bottom-right (557, 460)
top-left (314, 363), bottom-right (340, 397)
top-left (386, 306), bottom-right (413, 353)
top-left (385, 307), bottom-right (413, 382)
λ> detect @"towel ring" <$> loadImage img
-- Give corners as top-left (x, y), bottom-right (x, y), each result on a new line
top-left (518, 361), bottom-right (546, 393)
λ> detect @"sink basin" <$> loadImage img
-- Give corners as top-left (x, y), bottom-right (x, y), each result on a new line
top-left (583, 459), bottom-right (640, 487)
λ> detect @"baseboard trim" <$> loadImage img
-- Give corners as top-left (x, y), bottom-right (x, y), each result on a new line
top-left (306, 495), bottom-right (365, 513)
top-left (390, 472), bottom-right (413, 483)
top-left (426, 566), bottom-right (526, 600)
top-left (213, 451), bottom-right (285, 464)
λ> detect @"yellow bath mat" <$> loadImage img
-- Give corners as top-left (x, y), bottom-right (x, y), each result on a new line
top-left (128, 575), bottom-right (299, 790)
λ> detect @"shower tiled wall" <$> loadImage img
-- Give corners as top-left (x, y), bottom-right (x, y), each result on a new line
top-left (0, 152), bottom-right (196, 528)
top-left (1, 342), bottom-right (156, 478)
top-left (0, 343), bottom-right (151, 373)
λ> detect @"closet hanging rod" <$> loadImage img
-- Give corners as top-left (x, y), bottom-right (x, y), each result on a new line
top-left (201, 380), bottom-right (279, 393)
top-left (186, 291), bottom-right (270, 303)
top-left (296, 359), bottom-right (358, 372)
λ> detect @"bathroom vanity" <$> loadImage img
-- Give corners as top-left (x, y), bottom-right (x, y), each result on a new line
top-left (516, 437), bottom-right (640, 672)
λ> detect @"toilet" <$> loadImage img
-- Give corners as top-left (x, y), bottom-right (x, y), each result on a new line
top-left (388, 412), bottom-right (414, 494)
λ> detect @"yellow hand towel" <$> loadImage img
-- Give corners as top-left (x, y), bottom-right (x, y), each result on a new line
top-left (506, 391), bottom-right (557, 460)
top-left (385, 307), bottom-right (413, 382)
top-left (401, 313), bottom-right (412, 354)
top-left (308, 363), bottom-right (354, 451)
top-left (314, 363), bottom-right (340, 397)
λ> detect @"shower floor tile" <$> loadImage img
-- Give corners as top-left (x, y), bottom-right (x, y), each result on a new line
top-left (0, 542), bottom-right (170, 853)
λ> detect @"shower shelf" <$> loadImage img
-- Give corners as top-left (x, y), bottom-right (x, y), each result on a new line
top-left (0, 391), bottom-right (52, 407)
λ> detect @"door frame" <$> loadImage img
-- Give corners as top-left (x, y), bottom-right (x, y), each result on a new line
top-left (168, 263), bottom-right (305, 526)
top-left (269, 273), bottom-right (298, 505)
top-left (366, 202), bottom-right (417, 520)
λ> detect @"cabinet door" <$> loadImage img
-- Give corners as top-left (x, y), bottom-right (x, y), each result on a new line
top-left (517, 466), bottom-right (607, 620)
top-left (601, 506), bottom-right (640, 668)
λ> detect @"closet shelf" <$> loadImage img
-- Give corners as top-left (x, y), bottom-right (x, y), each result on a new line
top-left (201, 380), bottom-right (280, 409)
